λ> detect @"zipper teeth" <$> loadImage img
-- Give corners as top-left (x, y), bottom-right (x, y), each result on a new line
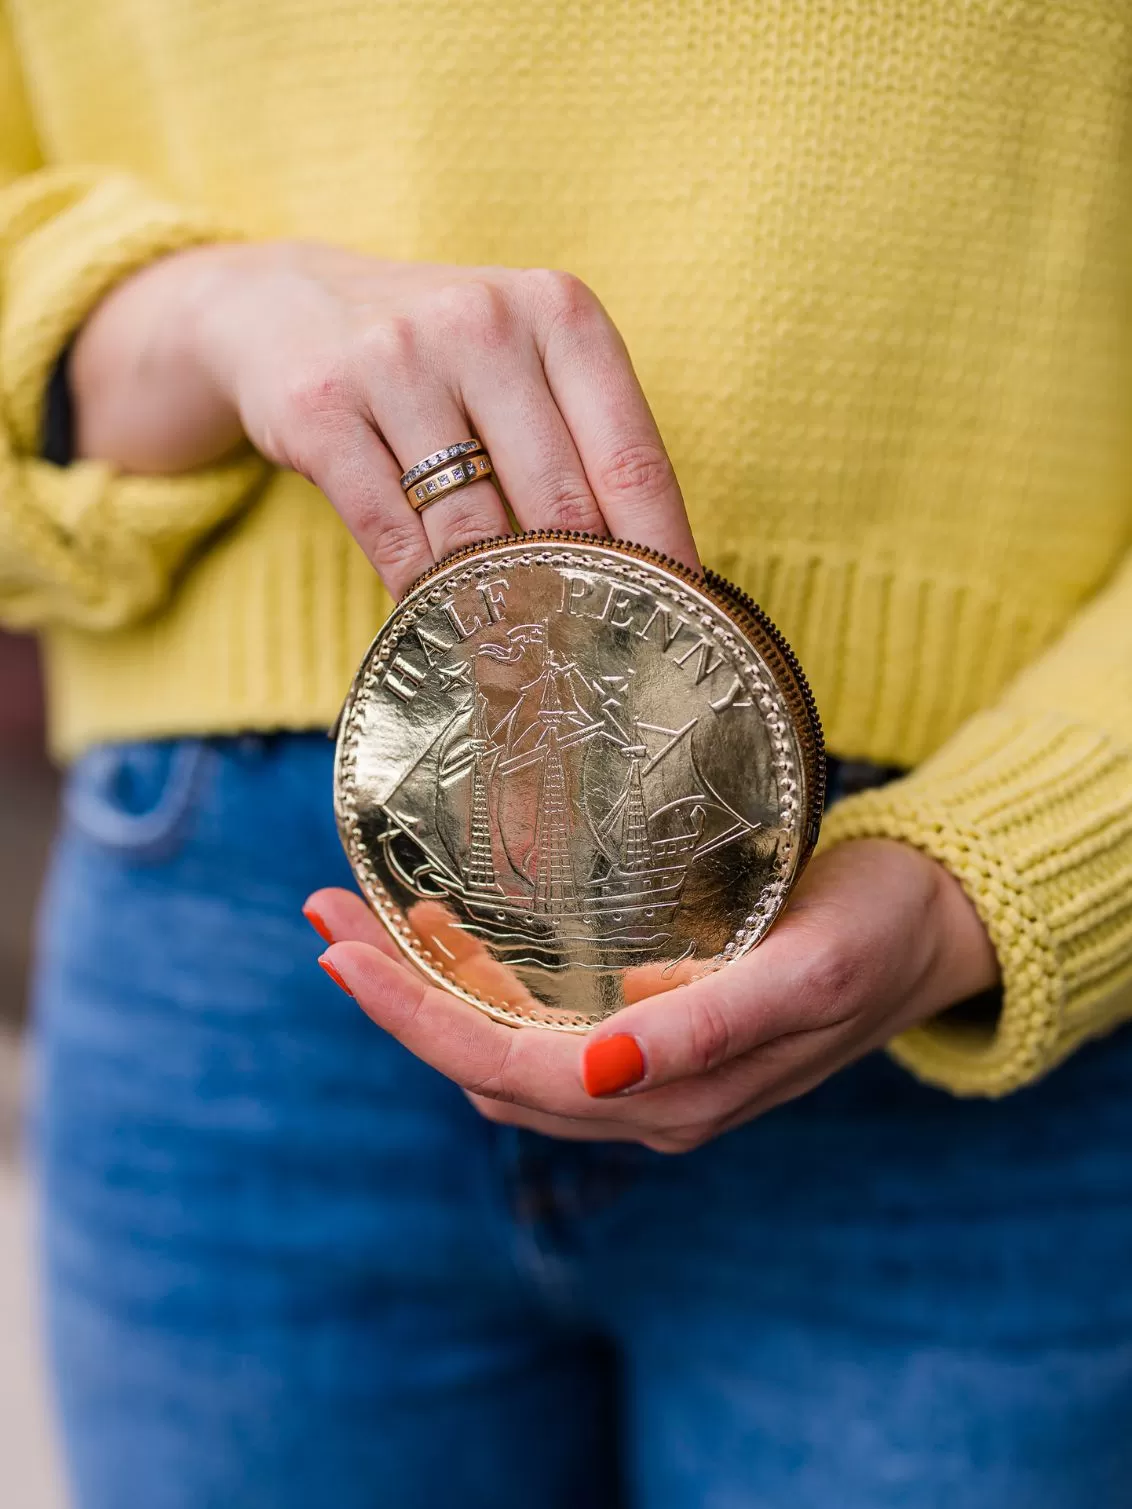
top-left (701, 568), bottom-right (827, 811)
top-left (405, 528), bottom-right (703, 599)
top-left (404, 531), bottom-right (531, 596)
top-left (403, 529), bottom-right (827, 812)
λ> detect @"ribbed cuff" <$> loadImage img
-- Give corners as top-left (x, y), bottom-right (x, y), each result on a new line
top-left (0, 169), bottom-right (270, 630)
top-left (1, 169), bottom-right (235, 449)
top-left (820, 709), bottom-right (1132, 1095)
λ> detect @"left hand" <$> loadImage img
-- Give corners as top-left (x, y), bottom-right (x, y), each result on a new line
top-left (304, 838), bottom-right (999, 1151)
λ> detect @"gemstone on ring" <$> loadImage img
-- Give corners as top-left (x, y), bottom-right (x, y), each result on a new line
top-left (406, 451), bottom-right (495, 512)
top-left (400, 439), bottom-right (484, 491)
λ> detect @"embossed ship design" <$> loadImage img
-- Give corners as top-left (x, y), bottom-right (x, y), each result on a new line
top-left (375, 622), bottom-right (758, 969)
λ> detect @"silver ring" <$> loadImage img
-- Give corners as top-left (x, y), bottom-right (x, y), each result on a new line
top-left (400, 439), bottom-right (484, 492)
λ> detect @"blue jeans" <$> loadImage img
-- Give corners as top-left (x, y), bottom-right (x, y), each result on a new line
top-left (32, 735), bottom-right (1132, 1508)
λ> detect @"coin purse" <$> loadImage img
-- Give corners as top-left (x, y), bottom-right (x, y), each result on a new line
top-left (334, 533), bottom-right (824, 1029)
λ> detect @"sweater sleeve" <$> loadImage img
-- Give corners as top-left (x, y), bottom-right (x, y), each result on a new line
top-left (820, 548), bottom-right (1132, 1097)
top-left (0, 9), bottom-right (266, 632)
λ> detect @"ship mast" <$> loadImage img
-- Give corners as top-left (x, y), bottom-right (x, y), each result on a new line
top-left (617, 754), bottom-right (654, 873)
top-left (465, 688), bottom-right (498, 891)
top-left (530, 656), bottom-right (580, 914)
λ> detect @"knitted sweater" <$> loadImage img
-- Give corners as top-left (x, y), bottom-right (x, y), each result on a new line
top-left (2, 0), bottom-right (1131, 1096)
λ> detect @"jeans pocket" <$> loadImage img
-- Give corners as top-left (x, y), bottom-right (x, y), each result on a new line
top-left (62, 739), bottom-right (214, 861)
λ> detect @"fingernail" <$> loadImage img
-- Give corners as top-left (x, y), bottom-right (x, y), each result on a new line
top-left (302, 904), bottom-right (334, 944)
top-left (582, 1034), bottom-right (645, 1097)
top-left (318, 954), bottom-right (353, 997)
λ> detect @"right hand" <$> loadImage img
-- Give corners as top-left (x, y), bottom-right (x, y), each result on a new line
top-left (72, 241), bottom-right (698, 598)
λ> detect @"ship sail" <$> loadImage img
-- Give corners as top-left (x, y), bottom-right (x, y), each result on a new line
top-left (375, 621), bottom-right (760, 967)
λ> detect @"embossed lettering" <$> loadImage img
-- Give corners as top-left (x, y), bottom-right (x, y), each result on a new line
top-left (478, 578), bottom-right (510, 623)
top-left (558, 572), bottom-right (594, 615)
top-left (559, 573), bottom-right (646, 632)
top-left (384, 653), bottom-right (429, 702)
top-left (594, 584), bottom-right (645, 629)
top-left (441, 597), bottom-right (483, 640)
top-left (636, 602), bottom-right (686, 652)
top-left (413, 622), bottom-right (457, 667)
top-left (709, 675), bottom-right (754, 714)
top-left (672, 635), bottom-right (724, 685)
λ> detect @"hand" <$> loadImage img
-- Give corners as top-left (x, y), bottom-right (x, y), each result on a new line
top-left (71, 241), bottom-right (698, 597)
top-left (303, 838), bottom-right (1000, 1151)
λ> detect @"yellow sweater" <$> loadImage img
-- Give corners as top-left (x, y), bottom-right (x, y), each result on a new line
top-left (2, 0), bottom-right (1131, 1096)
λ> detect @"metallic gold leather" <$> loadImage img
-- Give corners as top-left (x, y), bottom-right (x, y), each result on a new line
top-left (334, 534), bottom-right (824, 1030)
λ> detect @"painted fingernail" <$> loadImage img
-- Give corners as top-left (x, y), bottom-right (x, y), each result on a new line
top-left (582, 1034), bottom-right (645, 1097)
top-left (302, 904), bottom-right (334, 944)
top-left (318, 954), bottom-right (353, 997)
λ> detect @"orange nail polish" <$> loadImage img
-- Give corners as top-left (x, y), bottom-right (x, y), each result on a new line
top-left (582, 1034), bottom-right (645, 1097)
top-left (318, 955), bottom-right (353, 996)
top-left (302, 904), bottom-right (334, 944)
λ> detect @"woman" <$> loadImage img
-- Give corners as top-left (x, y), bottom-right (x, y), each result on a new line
top-left (3, 3), bottom-right (1131, 1505)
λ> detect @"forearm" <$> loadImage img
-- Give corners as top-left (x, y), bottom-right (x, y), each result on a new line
top-left (821, 548), bottom-right (1132, 1098)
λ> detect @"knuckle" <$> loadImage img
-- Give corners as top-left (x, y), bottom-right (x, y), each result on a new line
top-left (394, 976), bottom-right (431, 1034)
top-left (595, 440), bottom-right (675, 506)
top-left (802, 936), bottom-right (862, 1022)
top-left (537, 477), bottom-right (604, 535)
top-left (357, 314), bottom-right (420, 378)
top-left (280, 360), bottom-right (355, 431)
top-left (463, 1037), bottom-right (520, 1105)
top-left (372, 513), bottom-right (427, 584)
top-left (429, 491), bottom-right (502, 551)
top-left (684, 995), bottom-right (736, 1076)
top-left (524, 267), bottom-right (597, 329)
top-left (428, 279), bottom-right (513, 348)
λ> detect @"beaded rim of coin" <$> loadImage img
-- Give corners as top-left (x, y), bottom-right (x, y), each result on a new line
top-left (333, 532), bottom-right (825, 1031)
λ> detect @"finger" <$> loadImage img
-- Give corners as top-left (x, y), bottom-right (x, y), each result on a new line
top-left (402, 898), bottom-right (548, 1016)
top-left (324, 932), bottom-right (772, 1135)
top-left (301, 887), bottom-right (402, 957)
top-left (523, 271), bottom-right (700, 570)
top-left (464, 1091), bottom-right (637, 1142)
top-left (303, 888), bottom-right (546, 1031)
top-left (473, 1013), bottom-right (866, 1149)
top-left (321, 915), bottom-right (857, 1147)
top-left (459, 333), bottom-right (608, 538)
top-left (366, 337), bottom-right (513, 564)
top-left (580, 912), bottom-right (854, 1096)
top-left (713, 1021), bottom-right (875, 1134)
top-left (300, 411), bottom-right (435, 599)
top-left (322, 940), bottom-right (604, 1117)
top-left (568, 1014), bottom-right (865, 1150)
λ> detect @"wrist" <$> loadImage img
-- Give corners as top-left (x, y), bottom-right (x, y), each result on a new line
top-left (71, 242), bottom-right (251, 472)
top-left (921, 844), bottom-right (1001, 1015)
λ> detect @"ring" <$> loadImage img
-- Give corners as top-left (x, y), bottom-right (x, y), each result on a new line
top-left (407, 453), bottom-right (494, 511)
top-left (400, 439), bottom-right (484, 492)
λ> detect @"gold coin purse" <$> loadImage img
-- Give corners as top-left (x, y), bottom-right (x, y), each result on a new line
top-left (334, 533), bottom-right (824, 1029)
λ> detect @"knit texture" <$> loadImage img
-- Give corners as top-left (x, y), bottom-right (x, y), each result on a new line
top-left (0, 165), bottom-right (267, 626)
top-left (2, 0), bottom-right (1132, 1093)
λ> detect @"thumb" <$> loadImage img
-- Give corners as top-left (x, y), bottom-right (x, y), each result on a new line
top-left (581, 933), bottom-right (822, 1096)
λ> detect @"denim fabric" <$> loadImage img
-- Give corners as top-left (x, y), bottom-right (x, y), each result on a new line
top-left (32, 735), bottom-right (1132, 1509)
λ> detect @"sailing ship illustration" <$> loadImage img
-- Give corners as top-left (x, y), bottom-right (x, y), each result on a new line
top-left (374, 621), bottom-right (759, 969)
